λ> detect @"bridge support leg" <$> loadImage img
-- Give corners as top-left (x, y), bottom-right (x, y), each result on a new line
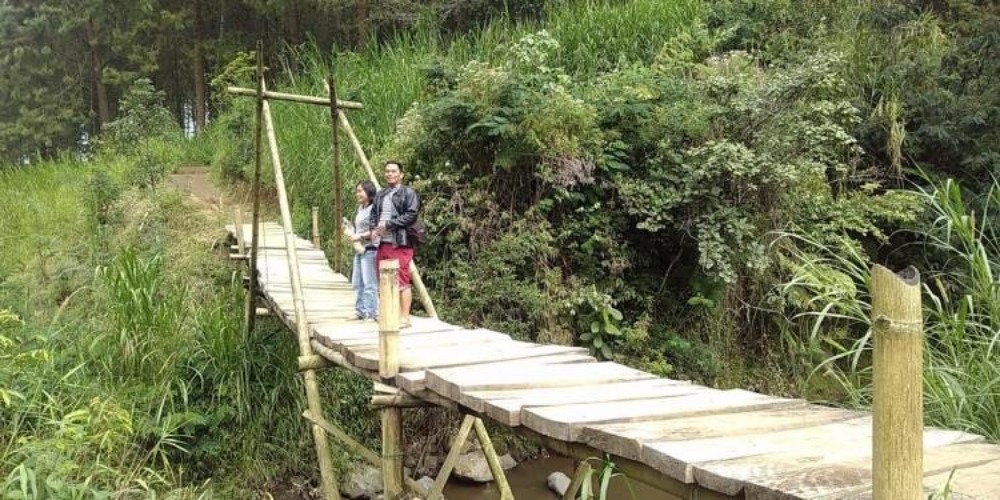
top-left (379, 260), bottom-right (404, 499)
top-left (564, 460), bottom-right (593, 500)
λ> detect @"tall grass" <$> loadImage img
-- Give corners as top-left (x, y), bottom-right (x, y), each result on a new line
top-left (218, 0), bottom-right (701, 264)
top-left (779, 177), bottom-right (1000, 440)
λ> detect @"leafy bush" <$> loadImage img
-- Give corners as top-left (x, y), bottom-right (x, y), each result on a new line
top-left (101, 78), bottom-right (179, 155)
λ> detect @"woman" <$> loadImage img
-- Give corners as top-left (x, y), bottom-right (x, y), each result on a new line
top-left (349, 180), bottom-right (379, 320)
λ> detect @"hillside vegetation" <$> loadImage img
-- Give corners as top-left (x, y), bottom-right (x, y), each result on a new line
top-left (2, 0), bottom-right (999, 497)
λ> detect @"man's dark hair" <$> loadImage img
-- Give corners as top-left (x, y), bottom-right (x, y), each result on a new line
top-left (358, 180), bottom-right (377, 203)
top-left (384, 160), bottom-right (404, 172)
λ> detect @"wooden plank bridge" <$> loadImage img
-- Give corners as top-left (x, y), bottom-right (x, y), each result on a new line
top-left (226, 222), bottom-right (1000, 500)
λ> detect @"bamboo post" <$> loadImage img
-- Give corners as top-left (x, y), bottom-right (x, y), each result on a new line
top-left (244, 41), bottom-right (265, 338)
top-left (378, 259), bottom-right (401, 378)
top-left (328, 75), bottom-right (343, 274)
top-left (311, 206), bottom-right (320, 248)
top-left (378, 258), bottom-right (403, 499)
top-left (234, 207), bottom-right (246, 255)
top-left (871, 264), bottom-right (923, 500)
top-left (262, 79), bottom-right (340, 500)
top-left (472, 418), bottom-right (514, 499)
top-left (428, 415), bottom-right (477, 500)
top-left (564, 460), bottom-right (593, 500)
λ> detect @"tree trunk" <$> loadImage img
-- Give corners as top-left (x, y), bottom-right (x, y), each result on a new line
top-left (356, 0), bottom-right (369, 49)
top-left (86, 19), bottom-right (111, 128)
top-left (192, 0), bottom-right (207, 132)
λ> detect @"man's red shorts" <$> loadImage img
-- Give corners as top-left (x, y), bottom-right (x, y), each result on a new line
top-left (376, 244), bottom-right (414, 289)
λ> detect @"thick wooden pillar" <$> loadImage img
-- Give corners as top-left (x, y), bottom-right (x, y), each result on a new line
top-left (378, 259), bottom-right (403, 499)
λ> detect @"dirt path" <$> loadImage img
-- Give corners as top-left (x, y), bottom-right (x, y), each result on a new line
top-left (167, 166), bottom-right (224, 211)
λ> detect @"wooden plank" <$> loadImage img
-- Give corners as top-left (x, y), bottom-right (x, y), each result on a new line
top-left (522, 389), bottom-right (803, 442)
top-left (396, 354), bottom-right (596, 393)
top-left (426, 361), bottom-right (656, 401)
top-left (476, 379), bottom-right (702, 426)
top-left (351, 342), bottom-right (587, 372)
top-left (744, 441), bottom-right (1000, 499)
top-left (690, 427), bottom-right (982, 496)
top-left (346, 330), bottom-right (520, 368)
top-left (581, 405), bottom-right (861, 462)
top-left (920, 457), bottom-right (1000, 499)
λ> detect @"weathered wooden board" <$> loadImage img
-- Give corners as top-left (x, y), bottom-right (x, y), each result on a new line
top-left (312, 317), bottom-right (462, 342)
top-left (396, 353), bottom-right (596, 393)
top-left (461, 378), bottom-right (691, 413)
top-left (345, 330), bottom-right (522, 368)
top-left (690, 427), bottom-right (982, 496)
top-left (580, 405), bottom-right (861, 462)
top-left (425, 361), bottom-right (656, 401)
top-left (523, 389), bottom-right (803, 442)
top-left (351, 342), bottom-right (589, 373)
top-left (476, 379), bottom-right (702, 426)
top-left (919, 457), bottom-right (1000, 500)
top-left (744, 441), bottom-right (1000, 499)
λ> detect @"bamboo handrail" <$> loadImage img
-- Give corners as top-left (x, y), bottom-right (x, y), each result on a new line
top-left (228, 86), bottom-right (363, 109)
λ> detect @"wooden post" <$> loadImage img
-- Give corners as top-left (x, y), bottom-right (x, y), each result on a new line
top-left (311, 206), bottom-right (320, 248)
top-left (262, 80), bottom-right (340, 500)
top-left (234, 207), bottom-right (246, 255)
top-left (378, 258), bottom-right (403, 499)
top-left (428, 415), bottom-right (477, 500)
top-left (472, 418), bottom-right (514, 499)
top-left (328, 75), bottom-right (343, 274)
top-left (871, 264), bottom-right (923, 500)
top-left (564, 460), bottom-right (593, 500)
top-left (244, 41), bottom-right (265, 338)
top-left (378, 259), bottom-right (401, 378)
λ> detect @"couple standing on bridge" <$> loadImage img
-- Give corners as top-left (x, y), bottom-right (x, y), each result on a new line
top-left (346, 160), bottom-right (421, 328)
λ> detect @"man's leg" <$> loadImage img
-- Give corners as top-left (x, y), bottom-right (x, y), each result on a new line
top-left (400, 288), bottom-right (412, 325)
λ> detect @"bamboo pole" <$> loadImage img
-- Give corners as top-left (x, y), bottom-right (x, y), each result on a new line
top-left (871, 264), bottom-right (923, 500)
top-left (472, 418), bottom-right (513, 499)
top-left (311, 206), bottom-right (320, 248)
top-left (378, 258), bottom-right (403, 499)
top-left (378, 259), bottom-right (401, 378)
top-left (328, 75), bottom-right (343, 274)
top-left (227, 86), bottom-right (363, 109)
top-left (234, 207), bottom-right (246, 255)
top-left (370, 394), bottom-right (431, 407)
top-left (262, 80), bottom-right (340, 500)
top-left (244, 42), bottom-right (264, 338)
top-left (428, 415), bottom-right (476, 500)
top-left (564, 460), bottom-right (593, 500)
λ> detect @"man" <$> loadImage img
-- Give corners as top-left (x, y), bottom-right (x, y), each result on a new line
top-left (369, 160), bottom-right (419, 328)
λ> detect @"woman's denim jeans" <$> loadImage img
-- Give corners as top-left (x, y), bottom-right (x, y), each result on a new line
top-left (352, 248), bottom-right (378, 319)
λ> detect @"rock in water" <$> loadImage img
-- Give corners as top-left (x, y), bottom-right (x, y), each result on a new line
top-left (453, 451), bottom-right (493, 483)
top-left (341, 464), bottom-right (383, 499)
top-left (415, 475), bottom-right (435, 493)
top-left (548, 471), bottom-right (572, 496)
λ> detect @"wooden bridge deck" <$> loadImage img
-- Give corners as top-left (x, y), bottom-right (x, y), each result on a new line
top-left (228, 222), bottom-right (1000, 499)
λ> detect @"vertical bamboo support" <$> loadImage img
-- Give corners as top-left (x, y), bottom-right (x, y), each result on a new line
top-left (564, 460), bottom-right (593, 500)
top-left (311, 206), bottom-right (320, 248)
top-left (234, 207), bottom-right (246, 254)
top-left (871, 264), bottom-right (923, 500)
top-left (262, 81), bottom-right (340, 500)
top-left (378, 259), bottom-right (401, 377)
top-left (328, 75), bottom-right (343, 274)
top-left (472, 418), bottom-right (513, 499)
top-left (244, 41), bottom-right (264, 338)
top-left (378, 258), bottom-right (403, 499)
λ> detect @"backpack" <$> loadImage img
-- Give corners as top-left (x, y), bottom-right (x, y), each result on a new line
top-left (406, 220), bottom-right (427, 246)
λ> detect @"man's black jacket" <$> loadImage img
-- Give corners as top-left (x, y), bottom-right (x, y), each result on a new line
top-left (369, 184), bottom-right (420, 247)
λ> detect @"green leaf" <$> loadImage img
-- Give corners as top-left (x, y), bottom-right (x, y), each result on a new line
top-left (590, 321), bottom-right (601, 334)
